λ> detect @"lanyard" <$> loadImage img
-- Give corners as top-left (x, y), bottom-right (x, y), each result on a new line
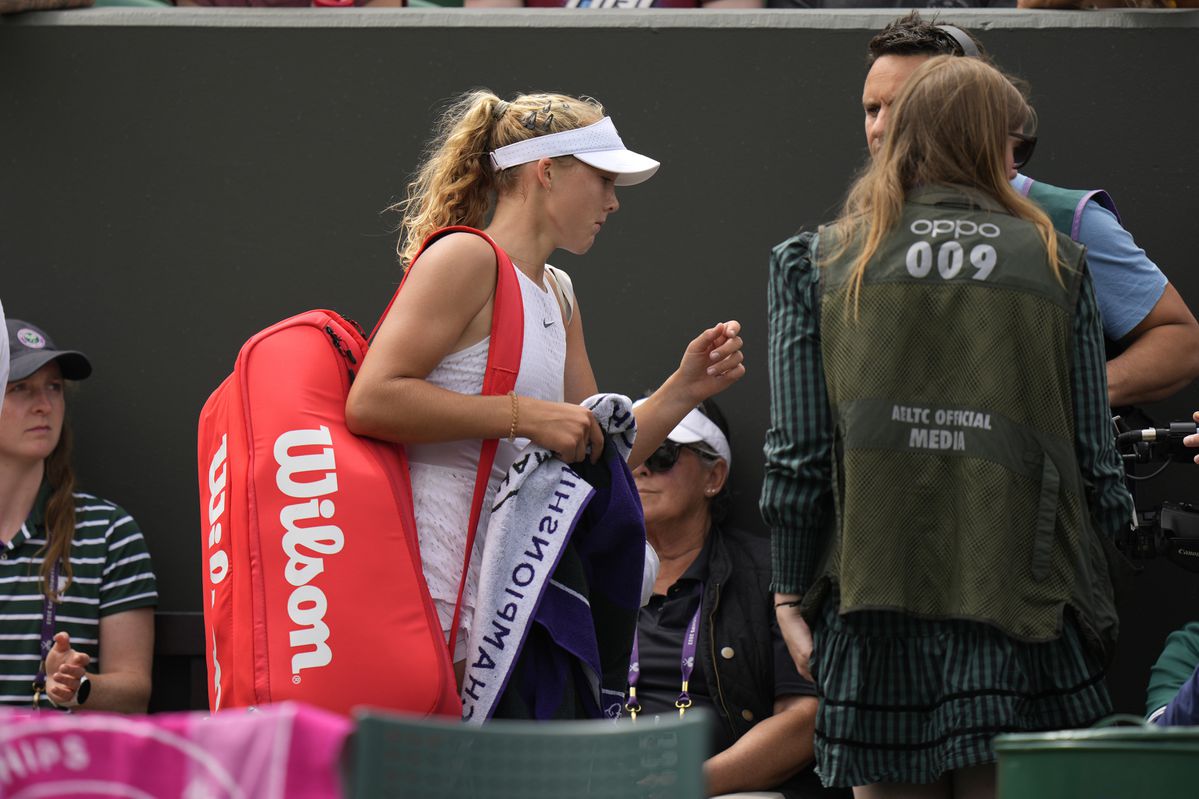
top-left (626, 582), bottom-right (702, 721)
top-left (31, 562), bottom-right (60, 710)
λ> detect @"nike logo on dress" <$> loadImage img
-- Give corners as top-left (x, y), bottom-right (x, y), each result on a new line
top-left (543, 320), bottom-right (555, 328)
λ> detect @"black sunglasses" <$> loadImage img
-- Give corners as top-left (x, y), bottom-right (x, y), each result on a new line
top-left (644, 441), bottom-right (719, 474)
top-left (1011, 132), bottom-right (1037, 171)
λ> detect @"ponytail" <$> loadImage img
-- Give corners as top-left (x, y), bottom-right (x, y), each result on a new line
top-left (393, 89), bottom-right (607, 267)
top-left (395, 90), bottom-right (503, 267)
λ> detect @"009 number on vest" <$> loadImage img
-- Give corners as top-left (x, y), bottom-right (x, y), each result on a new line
top-left (905, 240), bottom-right (997, 281)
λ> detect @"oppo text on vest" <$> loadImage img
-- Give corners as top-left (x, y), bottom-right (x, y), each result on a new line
top-left (909, 219), bottom-right (1001, 240)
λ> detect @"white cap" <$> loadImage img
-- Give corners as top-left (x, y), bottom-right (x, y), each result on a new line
top-left (632, 399), bottom-right (731, 467)
top-left (489, 117), bottom-right (660, 187)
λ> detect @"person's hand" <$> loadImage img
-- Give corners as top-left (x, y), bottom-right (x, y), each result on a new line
top-left (775, 595), bottom-right (813, 682)
top-left (1185, 411), bottom-right (1199, 465)
top-left (675, 321), bottom-right (746, 404)
top-left (520, 397), bottom-right (605, 464)
top-left (45, 631), bottom-right (91, 707)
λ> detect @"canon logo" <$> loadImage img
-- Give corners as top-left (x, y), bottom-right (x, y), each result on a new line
top-left (274, 426), bottom-right (345, 677)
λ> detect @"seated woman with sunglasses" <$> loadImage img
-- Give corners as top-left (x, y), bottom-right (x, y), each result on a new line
top-left (628, 399), bottom-right (844, 799)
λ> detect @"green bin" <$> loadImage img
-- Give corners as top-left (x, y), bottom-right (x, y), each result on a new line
top-left (995, 720), bottom-right (1199, 799)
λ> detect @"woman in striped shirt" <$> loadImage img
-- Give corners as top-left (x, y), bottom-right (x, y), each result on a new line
top-left (0, 318), bottom-right (158, 711)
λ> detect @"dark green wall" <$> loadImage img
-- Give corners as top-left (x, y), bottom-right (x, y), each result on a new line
top-left (3, 9), bottom-right (1197, 713)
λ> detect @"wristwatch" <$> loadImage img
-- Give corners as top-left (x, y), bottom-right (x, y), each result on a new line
top-left (47, 674), bottom-right (91, 709)
top-left (74, 674), bottom-right (91, 706)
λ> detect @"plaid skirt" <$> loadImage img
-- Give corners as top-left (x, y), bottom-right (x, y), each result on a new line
top-left (810, 593), bottom-right (1112, 788)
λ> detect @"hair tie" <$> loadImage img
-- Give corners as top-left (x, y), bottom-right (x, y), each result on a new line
top-left (492, 100), bottom-right (510, 121)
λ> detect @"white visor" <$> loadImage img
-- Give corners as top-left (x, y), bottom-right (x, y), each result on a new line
top-left (632, 399), bottom-right (732, 468)
top-left (489, 117), bottom-right (660, 187)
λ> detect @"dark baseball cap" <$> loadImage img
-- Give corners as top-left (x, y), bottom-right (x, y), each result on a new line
top-left (7, 319), bottom-right (92, 382)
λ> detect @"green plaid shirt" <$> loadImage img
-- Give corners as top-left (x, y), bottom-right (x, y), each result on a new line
top-left (762, 231), bottom-right (1133, 595)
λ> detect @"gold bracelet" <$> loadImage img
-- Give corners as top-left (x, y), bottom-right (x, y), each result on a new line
top-left (507, 391), bottom-right (519, 443)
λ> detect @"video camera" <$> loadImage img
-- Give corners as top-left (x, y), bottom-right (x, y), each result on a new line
top-left (1113, 417), bottom-right (1199, 574)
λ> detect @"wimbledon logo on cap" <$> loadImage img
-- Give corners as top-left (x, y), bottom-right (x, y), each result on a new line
top-left (17, 328), bottom-right (46, 349)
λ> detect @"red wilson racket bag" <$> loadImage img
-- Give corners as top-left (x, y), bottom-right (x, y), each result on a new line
top-left (196, 227), bottom-right (523, 717)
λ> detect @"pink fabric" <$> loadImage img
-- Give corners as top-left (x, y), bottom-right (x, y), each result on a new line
top-left (0, 701), bottom-right (350, 798)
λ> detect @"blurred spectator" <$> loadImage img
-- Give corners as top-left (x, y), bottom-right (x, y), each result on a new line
top-left (1, 0), bottom-right (91, 11)
top-left (770, 1), bottom-right (1012, 7)
top-left (1, 319), bottom-right (157, 712)
top-left (175, 0), bottom-right (405, 6)
top-left (1019, 0), bottom-right (1196, 7)
top-left (1146, 621), bottom-right (1199, 725)
top-left (467, 0), bottom-right (762, 8)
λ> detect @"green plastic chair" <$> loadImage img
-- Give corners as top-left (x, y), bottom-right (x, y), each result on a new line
top-left (350, 709), bottom-right (711, 799)
top-left (994, 715), bottom-right (1199, 799)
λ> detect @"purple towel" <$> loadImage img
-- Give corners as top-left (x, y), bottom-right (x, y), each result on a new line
top-left (462, 393), bottom-right (645, 722)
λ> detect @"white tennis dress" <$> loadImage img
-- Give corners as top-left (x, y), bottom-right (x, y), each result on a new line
top-left (407, 265), bottom-right (567, 662)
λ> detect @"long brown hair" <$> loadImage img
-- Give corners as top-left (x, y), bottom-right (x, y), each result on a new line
top-left (392, 90), bottom-right (606, 267)
top-left (39, 414), bottom-right (77, 601)
top-left (827, 56), bottom-right (1062, 313)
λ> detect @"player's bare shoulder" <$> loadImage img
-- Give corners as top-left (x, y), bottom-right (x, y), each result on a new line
top-left (406, 231), bottom-right (499, 291)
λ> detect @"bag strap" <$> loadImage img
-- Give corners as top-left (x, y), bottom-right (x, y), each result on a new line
top-left (370, 226), bottom-right (524, 659)
top-left (544, 265), bottom-right (575, 326)
top-left (31, 562), bottom-right (61, 709)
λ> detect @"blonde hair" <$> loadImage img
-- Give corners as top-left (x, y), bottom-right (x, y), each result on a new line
top-left (393, 90), bottom-right (606, 267)
top-left (828, 56), bottom-right (1062, 313)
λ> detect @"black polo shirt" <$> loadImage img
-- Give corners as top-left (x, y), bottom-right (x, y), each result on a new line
top-left (633, 537), bottom-right (812, 754)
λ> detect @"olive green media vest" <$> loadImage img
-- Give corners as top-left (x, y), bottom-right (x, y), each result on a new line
top-left (811, 186), bottom-right (1118, 657)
